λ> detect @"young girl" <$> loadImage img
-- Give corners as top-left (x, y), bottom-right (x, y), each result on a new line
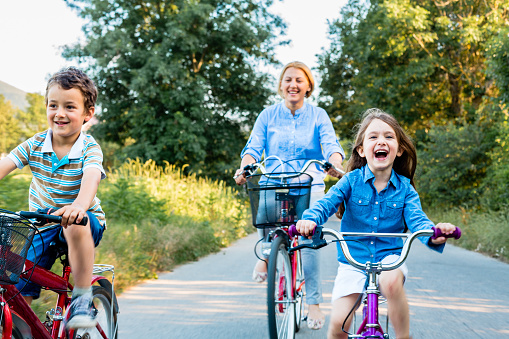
top-left (296, 108), bottom-right (457, 339)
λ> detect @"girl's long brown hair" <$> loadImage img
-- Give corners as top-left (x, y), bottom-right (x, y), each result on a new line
top-left (336, 108), bottom-right (417, 218)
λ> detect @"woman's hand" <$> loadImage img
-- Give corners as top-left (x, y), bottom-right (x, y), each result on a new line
top-left (234, 168), bottom-right (247, 185)
top-left (296, 220), bottom-right (317, 238)
top-left (430, 222), bottom-right (457, 244)
top-left (326, 153), bottom-right (344, 178)
top-left (326, 162), bottom-right (344, 178)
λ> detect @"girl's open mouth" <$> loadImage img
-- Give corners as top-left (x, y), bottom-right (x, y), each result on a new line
top-left (375, 150), bottom-right (388, 160)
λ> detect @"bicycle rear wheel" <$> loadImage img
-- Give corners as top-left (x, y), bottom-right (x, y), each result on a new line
top-left (71, 286), bottom-right (118, 339)
top-left (267, 234), bottom-right (295, 339)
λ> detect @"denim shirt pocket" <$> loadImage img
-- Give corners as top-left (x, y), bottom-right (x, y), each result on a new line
top-left (350, 195), bottom-right (371, 216)
top-left (385, 200), bottom-right (404, 218)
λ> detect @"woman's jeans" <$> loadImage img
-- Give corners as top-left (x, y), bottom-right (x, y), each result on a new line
top-left (257, 191), bottom-right (324, 305)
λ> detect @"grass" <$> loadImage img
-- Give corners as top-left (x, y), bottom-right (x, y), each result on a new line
top-left (426, 206), bottom-right (509, 262)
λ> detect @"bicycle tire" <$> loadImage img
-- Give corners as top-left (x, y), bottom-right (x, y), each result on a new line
top-left (267, 235), bottom-right (295, 339)
top-left (293, 247), bottom-right (304, 332)
top-left (71, 286), bottom-right (118, 339)
top-left (0, 314), bottom-right (28, 339)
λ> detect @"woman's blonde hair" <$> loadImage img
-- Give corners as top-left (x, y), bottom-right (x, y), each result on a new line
top-left (277, 61), bottom-right (315, 98)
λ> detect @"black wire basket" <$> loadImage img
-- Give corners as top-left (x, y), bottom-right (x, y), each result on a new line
top-left (0, 212), bottom-right (36, 284)
top-left (247, 172), bottom-right (312, 228)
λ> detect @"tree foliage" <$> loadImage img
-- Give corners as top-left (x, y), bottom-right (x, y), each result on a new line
top-left (318, 0), bottom-right (509, 135)
top-left (0, 95), bottom-right (22, 154)
top-left (63, 0), bottom-right (286, 179)
top-left (318, 0), bottom-right (509, 208)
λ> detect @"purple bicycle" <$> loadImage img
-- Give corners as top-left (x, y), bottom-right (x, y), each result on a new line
top-left (289, 225), bottom-right (461, 338)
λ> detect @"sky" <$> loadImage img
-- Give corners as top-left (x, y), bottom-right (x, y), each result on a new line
top-left (0, 0), bottom-right (345, 94)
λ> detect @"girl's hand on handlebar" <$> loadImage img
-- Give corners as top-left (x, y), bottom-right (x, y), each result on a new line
top-left (430, 222), bottom-right (457, 244)
top-left (234, 168), bottom-right (247, 185)
top-left (296, 220), bottom-right (317, 238)
top-left (52, 203), bottom-right (87, 228)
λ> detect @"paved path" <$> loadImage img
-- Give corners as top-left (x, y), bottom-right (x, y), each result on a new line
top-left (117, 227), bottom-right (509, 338)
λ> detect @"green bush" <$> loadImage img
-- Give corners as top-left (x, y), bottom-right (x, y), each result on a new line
top-left (95, 159), bottom-right (251, 291)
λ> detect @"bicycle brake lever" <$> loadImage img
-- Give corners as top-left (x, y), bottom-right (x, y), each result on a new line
top-left (289, 226), bottom-right (327, 252)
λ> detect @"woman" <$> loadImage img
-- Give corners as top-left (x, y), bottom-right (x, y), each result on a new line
top-left (235, 61), bottom-right (345, 330)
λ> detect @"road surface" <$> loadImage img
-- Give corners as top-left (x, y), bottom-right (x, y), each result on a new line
top-left (116, 227), bottom-right (509, 338)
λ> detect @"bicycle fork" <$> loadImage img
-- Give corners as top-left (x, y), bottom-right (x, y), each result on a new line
top-left (0, 290), bottom-right (13, 339)
top-left (356, 268), bottom-right (386, 338)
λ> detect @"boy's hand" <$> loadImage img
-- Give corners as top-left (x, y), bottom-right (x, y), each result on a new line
top-left (52, 203), bottom-right (87, 228)
top-left (296, 220), bottom-right (317, 238)
top-left (430, 222), bottom-right (457, 244)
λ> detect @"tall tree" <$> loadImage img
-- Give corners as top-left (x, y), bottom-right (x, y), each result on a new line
top-left (63, 0), bottom-right (286, 179)
top-left (17, 93), bottom-right (47, 140)
top-left (0, 95), bottom-right (22, 154)
top-left (318, 0), bottom-right (509, 136)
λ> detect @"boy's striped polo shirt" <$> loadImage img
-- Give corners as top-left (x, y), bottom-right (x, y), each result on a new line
top-left (8, 129), bottom-right (106, 227)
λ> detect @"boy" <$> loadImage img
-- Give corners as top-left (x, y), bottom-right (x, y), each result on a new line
top-left (0, 67), bottom-right (106, 329)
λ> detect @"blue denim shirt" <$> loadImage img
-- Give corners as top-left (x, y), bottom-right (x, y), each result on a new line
top-left (302, 165), bottom-right (444, 264)
top-left (241, 102), bottom-right (344, 191)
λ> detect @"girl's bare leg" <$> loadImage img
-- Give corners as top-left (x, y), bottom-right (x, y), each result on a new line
top-left (379, 270), bottom-right (409, 338)
top-left (328, 294), bottom-right (360, 339)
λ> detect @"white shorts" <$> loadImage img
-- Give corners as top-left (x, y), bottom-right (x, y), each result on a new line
top-left (331, 254), bottom-right (408, 302)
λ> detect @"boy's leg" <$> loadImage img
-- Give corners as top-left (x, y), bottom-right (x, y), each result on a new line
top-left (62, 212), bottom-right (104, 328)
top-left (379, 269), bottom-right (409, 338)
top-left (328, 294), bottom-right (359, 339)
top-left (62, 218), bottom-right (95, 290)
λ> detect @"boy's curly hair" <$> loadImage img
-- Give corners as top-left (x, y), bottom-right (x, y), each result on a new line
top-left (45, 67), bottom-right (97, 112)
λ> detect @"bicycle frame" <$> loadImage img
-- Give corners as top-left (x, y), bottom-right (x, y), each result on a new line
top-left (0, 257), bottom-right (112, 339)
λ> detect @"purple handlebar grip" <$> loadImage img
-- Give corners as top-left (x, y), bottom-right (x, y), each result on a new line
top-left (288, 225), bottom-right (300, 238)
top-left (431, 226), bottom-right (461, 240)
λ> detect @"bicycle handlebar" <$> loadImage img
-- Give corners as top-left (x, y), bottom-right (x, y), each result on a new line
top-left (234, 159), bottom-right (345, 179)
top-left (288, 225), bottom-right (461, 271)
top-left (18, 210), bottom-right (88, 226)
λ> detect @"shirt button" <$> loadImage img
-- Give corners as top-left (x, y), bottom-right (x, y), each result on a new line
top-left (54, 163), bottom-right (57, 166)
top-left (371, 241), bottom-right (374, 244)
top-left (393, 204), bottom-right (397, 207)
top-left (359, 200), bottom-right (362, 203)
top-left (375, 201), bottom-right (378, 204)
top-left (374, 217), bottom-right (377, 220)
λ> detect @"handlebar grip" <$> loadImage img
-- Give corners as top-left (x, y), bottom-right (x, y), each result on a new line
top-left (323, 161), bottom-right (332, 171)
top-left (431, 226), bottom-right (461, 240)
top-left (19, 211), bottom-right (88, 226)
top-left (288, 224), bottom-right (301, 238)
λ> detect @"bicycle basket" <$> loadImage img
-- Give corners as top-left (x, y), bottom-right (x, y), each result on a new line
top-left (247, 172), bottom-right (312, 228)
top-left (0, 213), bottom-right (36, 284)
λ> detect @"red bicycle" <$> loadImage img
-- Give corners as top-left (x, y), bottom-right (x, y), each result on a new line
top-left (0, 208), bottom-right (118, 339)
top-left (242, 159), bottom-right (343, 339)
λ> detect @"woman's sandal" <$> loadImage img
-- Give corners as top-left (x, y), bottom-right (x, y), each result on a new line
top-left (252, 269), bottom-right (268, 283)
top-left (307, 317), bottom-right (325, 330)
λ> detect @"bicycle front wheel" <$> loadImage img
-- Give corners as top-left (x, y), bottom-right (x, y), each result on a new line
top-left (293, 246), bottom-right (304, 332)
top-left (71, 286), bottom-right (118, 339)
top-left (267, 235), bottom-right (295, 339)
